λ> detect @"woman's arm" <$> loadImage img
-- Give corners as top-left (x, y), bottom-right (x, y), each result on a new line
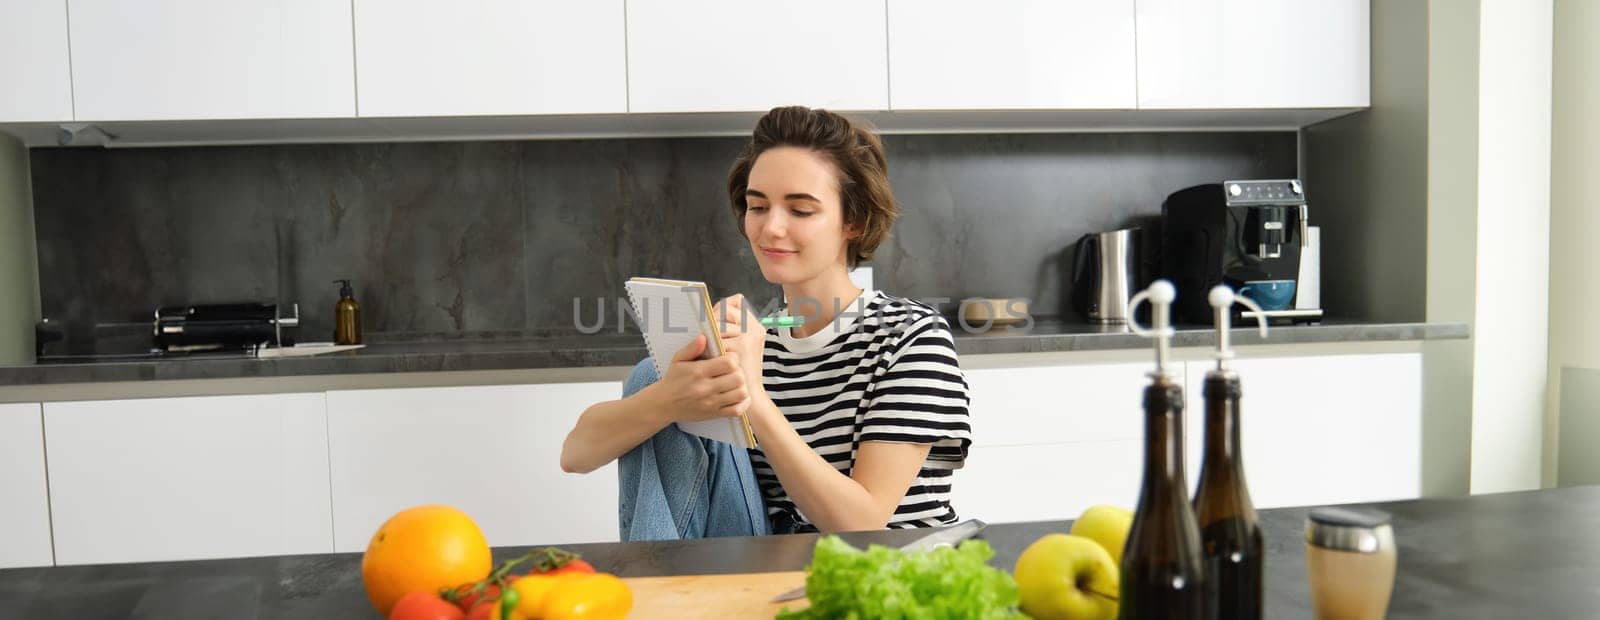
top-left (560, 383), bottom-right (671, 474)
top-left (745, 391), bottom-right (931, 531)
top-left (560, 336), bottom-right (751, 474)
top-left (716, 294), bottom-right (943, 532)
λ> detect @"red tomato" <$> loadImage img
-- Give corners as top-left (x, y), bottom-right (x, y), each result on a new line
top-left (449, 581), bottom-right (504, 613)
top-left (463, 600), bottom-right (499, 620)
top-left (389, 591), bottom-right (466, 620)
top-left (534, 559), bottom-right (596, 576)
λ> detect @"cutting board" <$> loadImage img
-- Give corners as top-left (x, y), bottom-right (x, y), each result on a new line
top-left (623, 571), bottom-right (809, 619)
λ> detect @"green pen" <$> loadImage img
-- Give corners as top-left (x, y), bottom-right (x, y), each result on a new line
top-left (759, 315), bottom-right (805, 328)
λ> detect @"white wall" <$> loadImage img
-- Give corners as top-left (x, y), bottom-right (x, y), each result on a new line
top-left (1423, 0), bottom-right (1481, 497)
top-left (1469, 0), bottom-right (1553, 493)
top-left (1548, 0), bottom-right (1600, 485)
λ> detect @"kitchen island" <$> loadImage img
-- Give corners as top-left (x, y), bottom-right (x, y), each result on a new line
top-left (1, 485), bottom-right (1594, 618)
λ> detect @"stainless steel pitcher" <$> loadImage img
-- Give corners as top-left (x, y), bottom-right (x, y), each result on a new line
top-left (1071, 228), bottom-right (1140, 323)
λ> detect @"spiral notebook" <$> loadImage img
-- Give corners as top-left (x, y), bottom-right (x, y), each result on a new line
top-left (624, 277), bottom-right (758, 448)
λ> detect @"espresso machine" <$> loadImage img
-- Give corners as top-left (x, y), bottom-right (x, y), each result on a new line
top-left (1160, 179), bottom-right (1323, 325)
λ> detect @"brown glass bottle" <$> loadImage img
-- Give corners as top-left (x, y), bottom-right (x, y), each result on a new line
top-left (1194, 373), bottom-right (1263, 620)
top-left (333, 279), bottom-right (361, 345)
top-left (1120, 375), bottom-right (1207, 619)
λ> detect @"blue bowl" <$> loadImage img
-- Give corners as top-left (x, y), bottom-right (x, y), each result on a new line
top-left (1239, 280), bottom-right (1296, 311)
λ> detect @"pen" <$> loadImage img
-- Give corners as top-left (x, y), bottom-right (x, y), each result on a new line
top-left (759, 315), bottom-right (805, 328)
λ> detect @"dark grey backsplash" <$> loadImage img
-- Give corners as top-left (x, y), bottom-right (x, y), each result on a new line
top-left (30, 132), bottom-right (1294, 352)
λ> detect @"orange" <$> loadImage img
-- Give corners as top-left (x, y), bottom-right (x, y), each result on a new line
top-left (362, 504), bottom-right (493, 615)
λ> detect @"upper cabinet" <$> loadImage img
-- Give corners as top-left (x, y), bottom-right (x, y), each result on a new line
top-left (888, 0), bottom-right (1136, 110)
top-left (1135, 0), bottom-right (1370, 109)
top-left (68, 0), bottom-right (355, 121)
top-left (626, 0), bottom-right (889, 113)
top-left (0, 0), bottom-right (1370, 142)
top-left (0, 0), bottom-right (73, 122)
top-left (353, 0), bottom-right (626, 117)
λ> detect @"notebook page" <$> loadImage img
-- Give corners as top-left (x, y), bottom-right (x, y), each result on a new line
top-left (627, 278), bottom-right (722, 370)
top-left (624, 278), bottom-right (752, 447)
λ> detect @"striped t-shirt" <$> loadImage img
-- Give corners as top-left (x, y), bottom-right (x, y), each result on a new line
top-left (749, 289), bottom-right (972, 530)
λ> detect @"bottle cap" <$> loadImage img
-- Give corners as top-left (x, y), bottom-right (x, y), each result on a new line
top-left (1207, 285), bottom-right (1268, 371)
top-left (334, 279), bottom-right (353, 298)
top-left (1128, 280), bottom-right (1178, 378)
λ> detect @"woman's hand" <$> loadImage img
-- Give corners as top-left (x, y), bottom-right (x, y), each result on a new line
top-left (651, 335), bottom-right (750, 423)
top-left (715, 294), bottom-right (767, 383)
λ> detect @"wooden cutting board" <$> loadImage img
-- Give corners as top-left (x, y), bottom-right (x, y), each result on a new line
top-left (623, 571), bottom-right (809, 619)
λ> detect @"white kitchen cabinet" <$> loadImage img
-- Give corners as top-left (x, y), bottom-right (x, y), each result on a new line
top-left (44, 393), bottom-right (333, 565)
top-left (0, 403), bottom-right (53, 568)
top-left (954, 352), bottom-right (1420, 522)
top-left (962, 362), bottom-right (1162, 447)
top-left (326, 382), bottom-right (622, 552)
top-left (626, 0), bottom-right (888, 113)
top-left (1135, 0), bottom-right (1369, 109)
top-left (956, 441), bottom-right (1143, 524)
top-left (1184, 352), bottom-right (1423, 509)
top-left (67, 0), bottom-right (355, 121)
top-left (887, 0), bottom-right (1136, 110)
top-left (353, 0), bottom-right (625, 117)
top-left (0, 0), bottom-right (73, 122)
top-left (954, 362), bottom-right (1186, 523)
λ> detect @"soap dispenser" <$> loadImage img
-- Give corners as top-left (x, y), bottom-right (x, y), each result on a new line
top-left (334, 279), bottom-right (361, 345)
top-left (1193, 285), bottom-right (1269, 619)
top-left (1121, 280), bottom-right (1207, 619)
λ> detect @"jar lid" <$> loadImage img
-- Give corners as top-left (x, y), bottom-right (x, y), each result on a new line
top-left (1309, 506), bottom-right (1392, 528)
top-left (1306, 507), bottom-right (1395, 553)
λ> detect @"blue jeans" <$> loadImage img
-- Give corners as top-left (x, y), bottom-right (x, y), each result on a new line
top-left (616, 358), bottom-right (772, 541)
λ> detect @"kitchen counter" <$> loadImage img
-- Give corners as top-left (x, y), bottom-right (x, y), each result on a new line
top-left (0, 320), bottom-right (1467, 388)
top-left (0, 485), bottom-right (1592, 618)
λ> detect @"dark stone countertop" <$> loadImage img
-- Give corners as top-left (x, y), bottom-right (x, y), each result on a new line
top-left (0, 320), bottom-right (1468, 387)
top-left (0, 485), bottom-right (1593, 618)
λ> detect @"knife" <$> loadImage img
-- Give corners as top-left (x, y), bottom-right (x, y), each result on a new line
top-left (770, 519), bottom-right (989, 603)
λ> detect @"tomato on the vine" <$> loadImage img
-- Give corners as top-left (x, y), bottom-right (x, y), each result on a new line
top-left (462, 599), bottom-right (499, 620)
top-left (533, 559), bottom-right (595, 576)
top-left (442, 547), bottom-right (604, 620)
top-left (449, 580), bottom-right (506, 613)
top-left (389, 591), bottom-right (466, 620)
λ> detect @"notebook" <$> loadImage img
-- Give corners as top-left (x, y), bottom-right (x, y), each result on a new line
top-left (623, 277), bottom-right (758, 448)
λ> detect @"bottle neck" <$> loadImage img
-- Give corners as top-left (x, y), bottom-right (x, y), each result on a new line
top-left (1140, 378), bottom-right (1188, 497)
top-left (1202, 373), bottom-right (1246, 477)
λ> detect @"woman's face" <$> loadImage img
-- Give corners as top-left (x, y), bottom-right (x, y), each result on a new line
top-left (743, 146), bottom-right (854, 286)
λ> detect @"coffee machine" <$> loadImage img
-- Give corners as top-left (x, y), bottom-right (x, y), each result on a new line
top-left (1160, 179), bottom-right (1323, 325)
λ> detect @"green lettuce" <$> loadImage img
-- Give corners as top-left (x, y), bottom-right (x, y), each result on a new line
top-left (776, 535), bottom-right (1024, 619)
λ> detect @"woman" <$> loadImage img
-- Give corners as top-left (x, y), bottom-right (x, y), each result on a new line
top-left (561, 106), bottom-right (971, 536)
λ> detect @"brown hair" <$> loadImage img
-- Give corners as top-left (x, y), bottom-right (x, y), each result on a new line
top-left (727, 106), bottom-right (899, 269)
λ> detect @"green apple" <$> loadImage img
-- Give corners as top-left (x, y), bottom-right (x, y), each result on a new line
top-left (1013, 533), bottom-right (1119, 620)
top-left (1070, 505), bottom-right (1135, 566)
